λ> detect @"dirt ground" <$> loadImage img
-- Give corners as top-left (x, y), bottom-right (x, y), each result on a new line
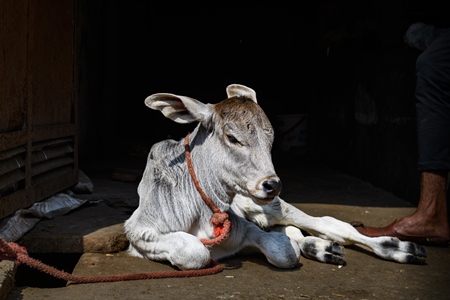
top-left (3, 156), bottom-right (450, 300)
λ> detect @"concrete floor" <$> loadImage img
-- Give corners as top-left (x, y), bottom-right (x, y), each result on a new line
top-left (1, 155), bottom-right (449, 300)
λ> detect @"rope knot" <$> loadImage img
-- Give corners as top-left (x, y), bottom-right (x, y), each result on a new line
top-left (211, 212), bottom-right (229, 237)
top-left (211, 212), bottom-right (228, 226)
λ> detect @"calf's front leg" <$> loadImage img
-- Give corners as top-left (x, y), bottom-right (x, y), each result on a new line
top-left (232, 195), bottom-right (426, 264)
top-left (271, 198), bottom-right (426, 264)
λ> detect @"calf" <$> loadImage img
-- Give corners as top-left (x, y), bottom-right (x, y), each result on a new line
top-left (124, 84), bottom-right (426, 270)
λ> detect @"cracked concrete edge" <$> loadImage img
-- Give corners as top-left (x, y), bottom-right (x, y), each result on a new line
top-left (0, 261), bottom-right (16, 300)
top-left (18, 223), bottom-right (129, 254)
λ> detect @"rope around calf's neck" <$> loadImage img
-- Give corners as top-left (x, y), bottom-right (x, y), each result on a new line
top-left (184, 133), bottom-right (232, 245)
top-left (0, 133), bottom-right (231, 283)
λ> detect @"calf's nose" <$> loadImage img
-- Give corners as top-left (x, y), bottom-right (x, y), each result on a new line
top-left (262, 178), bottom-right (282, 196)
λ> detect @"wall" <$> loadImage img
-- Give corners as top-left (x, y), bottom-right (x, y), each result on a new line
top-left (78, 1), bottom-right (450, 205)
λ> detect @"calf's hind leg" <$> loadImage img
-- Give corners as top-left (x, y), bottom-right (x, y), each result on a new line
top-left (232, 195), bottom-right (345, 265)
top-left (272, 225), bottom-right (346, 265)
top-left (211, 213), bottom-right (301, 269)
top-left (241, 224), bottom-right (301, 269)
top-left (127, 231), bottom-right (211, 270)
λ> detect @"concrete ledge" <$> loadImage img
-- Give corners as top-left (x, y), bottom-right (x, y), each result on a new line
top-left (17, 203), bottom-right (130, 254)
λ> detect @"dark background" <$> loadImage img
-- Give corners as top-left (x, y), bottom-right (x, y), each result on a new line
top-left (78, 0), bottom-right (450, 206)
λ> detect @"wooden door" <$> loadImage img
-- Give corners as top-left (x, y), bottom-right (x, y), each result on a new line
top-left (0, 0), bottom-right (78, 219)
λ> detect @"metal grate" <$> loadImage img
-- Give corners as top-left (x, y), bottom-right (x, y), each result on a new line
top-left (31, 138), bottom-right (75, 186)
top-left (0, 146), bottom-right (26, 197)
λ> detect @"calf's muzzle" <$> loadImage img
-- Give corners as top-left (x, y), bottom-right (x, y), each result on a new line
top-left (262, 178), bottom-right (282, 197)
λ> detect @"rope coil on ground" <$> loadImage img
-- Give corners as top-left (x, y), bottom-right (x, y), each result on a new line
top-left (0, 237), bottom-right (222, 283)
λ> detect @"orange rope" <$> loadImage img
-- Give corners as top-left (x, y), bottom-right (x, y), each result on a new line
top-left (0, 238), bottom-right (222, 283)
top-left (0, 133), bottom-right (232, 283)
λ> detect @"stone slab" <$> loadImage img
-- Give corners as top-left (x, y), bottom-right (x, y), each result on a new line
top-left (16, 202), bottom-right (130, 254)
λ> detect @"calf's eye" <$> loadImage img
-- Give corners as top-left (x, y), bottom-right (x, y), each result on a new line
top-left (227, 134), bottom-right (239, 144)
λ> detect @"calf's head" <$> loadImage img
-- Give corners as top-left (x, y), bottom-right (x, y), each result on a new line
top-left (145, 84), bottom-right (281, 205)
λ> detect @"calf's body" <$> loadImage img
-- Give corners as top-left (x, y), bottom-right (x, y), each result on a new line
top-left (125, 84), bottom-right (426, 270)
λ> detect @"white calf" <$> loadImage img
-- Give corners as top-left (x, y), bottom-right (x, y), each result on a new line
top-left (124, 84), bottom-right (426, 270)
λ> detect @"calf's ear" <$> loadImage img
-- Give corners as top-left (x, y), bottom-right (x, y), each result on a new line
top-left (145, 93), bottom-right (213, 124)
top-left (226, 84), bottom-right (257, 103)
